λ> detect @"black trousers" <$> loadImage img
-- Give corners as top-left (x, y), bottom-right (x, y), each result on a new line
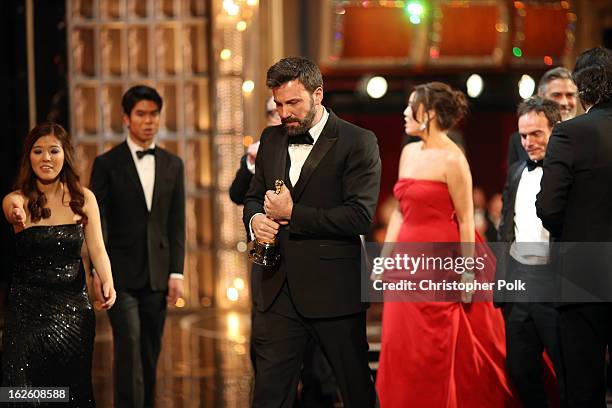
top-left (108, 288), bottom-right (167, 408)
top-left (251, 284), bottom-right (376, 408)
top-left (503, 259), bottom-right (565, 408)
top-left (558, 303), bottom-right (611, 408)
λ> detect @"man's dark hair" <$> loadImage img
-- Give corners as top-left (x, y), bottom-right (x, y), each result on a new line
top-left (122, 85), bottom-right (163, 115)
top-left (517, 96), bottom-right (561, 128)
top-left (266, 57), bottom-right (323, 93)
top-left (537, 67), bottom-right (574, 95)
top-left (572, 46), bottom-right (612, 107)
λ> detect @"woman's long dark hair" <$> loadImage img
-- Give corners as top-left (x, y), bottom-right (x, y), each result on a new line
top-left (14, 122), bottom-right (87, 224)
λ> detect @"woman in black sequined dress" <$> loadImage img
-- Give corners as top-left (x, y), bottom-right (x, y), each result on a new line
top-left (1, 123), bottom-right (116, 407)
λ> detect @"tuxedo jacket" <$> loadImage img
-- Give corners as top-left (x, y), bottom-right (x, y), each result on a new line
top-left (498, 160), bottom-right (528, 244)
top-left (90, 142), bottom-right (185, 291)
top-left (243, 111), bottom-right (381, 319)
top-left (229, 154), bottom-right (252, 205)
top-left (536, 101), bottom-right (612, 303)
top-left (537, 101), bottom-right (612, 241)
top-left (494, 160), bottom-right (527, 305)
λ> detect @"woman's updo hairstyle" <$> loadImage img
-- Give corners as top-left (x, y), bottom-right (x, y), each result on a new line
top-left (410, 82), bottom-right (469, 131)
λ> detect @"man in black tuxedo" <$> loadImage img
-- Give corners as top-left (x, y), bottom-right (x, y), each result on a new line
top-left (230, 97), bottom-right (337, 407)
top-left (91, 85), bottom-right (185, 408)
top-left (507, 67), bottom-right (578, 167)
top-left (244, 57), bottom-right (380, 407)
top-left (497, 97), bottom-right (563, 406)
top-left (536, 47), bottom-right (612, 407)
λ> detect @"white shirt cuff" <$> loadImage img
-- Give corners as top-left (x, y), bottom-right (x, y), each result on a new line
top-left (246, 158), bottom-right (256, 174)
top-left (169, 273), bottom-right (184, 280)
top-left (249, 213), bottom-right (264, 241)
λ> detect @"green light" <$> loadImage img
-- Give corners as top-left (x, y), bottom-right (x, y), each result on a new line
top-left (406, 2), bottom-right (425, 17)
top-left (512, 47), bottom-right (523, 57)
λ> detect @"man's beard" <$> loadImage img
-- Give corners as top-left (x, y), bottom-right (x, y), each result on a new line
top-left (560, 110), bottom-right (575, 121)
top-left (283, 102), bottom-right (317, 136)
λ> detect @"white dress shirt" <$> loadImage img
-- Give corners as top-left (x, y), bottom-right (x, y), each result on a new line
top-left (510, 166), bottom-right (550, 265)
top-left (126, 136), bottom-right (155, 212)
top-left (288, 107), bottom-right (329, 186)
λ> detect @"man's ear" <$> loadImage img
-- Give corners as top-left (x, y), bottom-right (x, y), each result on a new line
top-left (313, 86), bottom-right (323, 105)
top-left (122, 114), bottom-right (130, 128)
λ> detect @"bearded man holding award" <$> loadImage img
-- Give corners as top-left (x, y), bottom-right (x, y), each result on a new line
top-left (243, 56), bottom-right (381, 408)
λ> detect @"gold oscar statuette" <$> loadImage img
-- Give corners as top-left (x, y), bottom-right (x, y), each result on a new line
top-left (249, 180), bottom-right (284, 267)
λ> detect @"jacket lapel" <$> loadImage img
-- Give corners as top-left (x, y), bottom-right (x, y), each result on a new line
top-left (506, 161), bottom-right (528, 241)
top-left (119, 142), bottom-right (149, 212)
top-left (291, 111), bottom-right (339, 201)
top-left (277, 131), bottom-right (290, 190)
top-left (151, 148), bottom-right (167, 212)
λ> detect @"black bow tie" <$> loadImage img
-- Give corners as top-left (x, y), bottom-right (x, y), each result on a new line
top-left (526, 159), bottom-right (543, 171)
top-left (288, 133), bottom-right (314, 145)
top-left (136, 148), bottom-right (156, 159)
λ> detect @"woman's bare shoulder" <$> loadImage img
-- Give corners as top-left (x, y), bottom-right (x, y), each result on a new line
top-left (3, 190), bottom-right (26, 206)
top-left (401, 140), bottom-right (422, 158)
top-left (443, 143), bottom-right (467, 164)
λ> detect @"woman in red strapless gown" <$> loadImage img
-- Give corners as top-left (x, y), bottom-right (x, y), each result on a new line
top-left (376, 83), bottom-right (517, 407)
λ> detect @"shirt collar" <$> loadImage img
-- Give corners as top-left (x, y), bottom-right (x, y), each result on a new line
top-left (126, 135), bottom-right (156, 160)
top-left (307, 106), bottom-right (329, 144)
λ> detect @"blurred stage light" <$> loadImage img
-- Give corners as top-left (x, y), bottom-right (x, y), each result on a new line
top-left (466, 74), bottom-right (484, 98)
top-left (512, 47), bottom-right (523, 58)
top-left (242, 80), bottom-right (255, 94)
top-left (518, 74), bottom-right (535, 99)
top-left (406, 1), bottom-right (425, 24)
top-left (366, 76), bottom-right (388, 99)
top-left (236, 241), bottom-right (248, 252)
top-left (227, 312), bottom-right (241, 340)
top-left (234, 278), bottom-right (245, 290)
top-left (236, 20), bottom-right (247, 31)
top-left (227, 287), bottom-right (239, 301)
top-left (223, 0), bottom-right (240, 16)
top-left (407, 2), bottom-right (424, 16)
top-left (220, 48), bottom-right (232, 60)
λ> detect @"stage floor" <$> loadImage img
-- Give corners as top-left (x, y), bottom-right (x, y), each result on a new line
top-left (92, 306), bottom-right (382, 407)
top-left (92, 305), bottom-right (612, 408)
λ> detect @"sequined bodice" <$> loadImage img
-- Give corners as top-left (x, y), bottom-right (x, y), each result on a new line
top-left (12, 224), bottom-right (85, 288)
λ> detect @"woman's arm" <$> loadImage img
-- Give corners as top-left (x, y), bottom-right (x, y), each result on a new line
top-left (2, 191), bottom-right (26, 231)
top-left (82, 188), bottom-right (116, 309)
top-left (446, 151), bottom-right (475, 246)
top-left (381, 144), bottom-right (413, 256)
top-left (446, 151), bottom-right (476, 302)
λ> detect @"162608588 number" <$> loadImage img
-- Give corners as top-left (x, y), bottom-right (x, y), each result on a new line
top-left (0, 387), bottom-right (69, 402)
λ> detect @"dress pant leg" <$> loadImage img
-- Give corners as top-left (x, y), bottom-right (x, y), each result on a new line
top-left (559, 304), bottom-right (609, 408)
top-left (252, 290), bottom-right (310, 408)
top-left (531, 302), bottom-right (565, 406)
top-left (108, 290), bottom-right (145, 408)
top-left (137, 290), bottom-right (168, 408)
top-left (299, 337), bottom-right (336, 408)
top-left (250, 306), bottom-right (257, 374)
top-left (310, 312), bottom-right (376, 408)
top-left (504, 302), bottom-right (548, 407)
